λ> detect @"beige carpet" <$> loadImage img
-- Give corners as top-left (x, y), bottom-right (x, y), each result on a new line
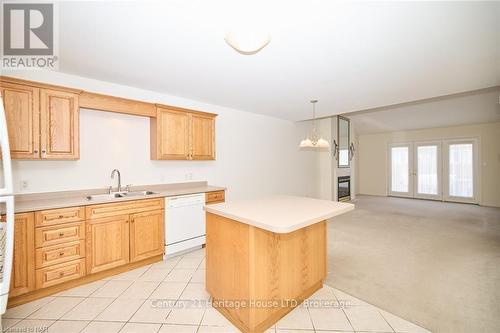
top-left (325, 195), bottom-right (500, 333)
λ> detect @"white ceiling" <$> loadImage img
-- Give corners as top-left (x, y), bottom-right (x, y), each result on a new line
top-left (57, 1), bottom-right (500, 121)
top-left (348, 88), bottom-right (500, 134)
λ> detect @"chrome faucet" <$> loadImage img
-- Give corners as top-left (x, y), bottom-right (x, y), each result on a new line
top-left (111, 169), bottom-right (122, 193)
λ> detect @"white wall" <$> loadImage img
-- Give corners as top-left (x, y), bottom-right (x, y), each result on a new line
top-left (314, 118), bottom-right (332, 200)
top-left (311, 116), bottom-right (357, 201)
top-left (358, 122), bottom-right (500, 207)
top-left (6, 71), bottom-right (316, 200)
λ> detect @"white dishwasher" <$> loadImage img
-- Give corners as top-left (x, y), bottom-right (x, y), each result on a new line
top-left (165, 193), bottom-right (206, 256)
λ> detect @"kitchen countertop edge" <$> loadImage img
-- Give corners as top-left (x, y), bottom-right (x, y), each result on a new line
top-left (13, 182), bottom-right (226, 213)
top-left (205, 196), bottom-right (354, 234)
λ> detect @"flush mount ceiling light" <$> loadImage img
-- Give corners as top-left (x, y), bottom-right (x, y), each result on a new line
top-left (224, 30), bottom-right (271, 55)
top-left (299, 100), bottom-right (330, 149)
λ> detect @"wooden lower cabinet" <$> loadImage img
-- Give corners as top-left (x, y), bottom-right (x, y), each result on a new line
top-left (205, 190), bottom-right (225, 204)
top-left (86, 215), bottom-right (130, 275)
top-left (8, 198), bottom-right (169, 306)
top-left (35, 240), bottom-right (85, 269)
top-left (10, 213), bottom-right (35, 298)
top-left (130, 210), bottom-right (164, 262)
top-left (35, 259), bottom-right (86, 289)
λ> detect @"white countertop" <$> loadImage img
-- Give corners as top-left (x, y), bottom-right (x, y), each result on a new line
top-left (205, 195), bottom-right (354, 233)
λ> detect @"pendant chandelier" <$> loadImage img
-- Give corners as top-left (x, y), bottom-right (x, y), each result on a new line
top-left (299, 100), bottom-right (330, 149)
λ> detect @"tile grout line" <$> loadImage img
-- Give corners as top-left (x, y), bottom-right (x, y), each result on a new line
top-left (377, 309), bottom-right (397, 333)
top-left (13, 249), bottom-right (209, 332)
top-left (305, 304), bottom-right (317, 333)
top-left (91, 257), bottom-right (179, 327)
top-left (329, 285), bottom-right (357, 333)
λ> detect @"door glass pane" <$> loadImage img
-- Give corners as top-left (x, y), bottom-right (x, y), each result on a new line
top-left (449, 143), bottom-right (473, 198)
top-left (417, 145), bottom-right (438, 195)
top-left (391, 147), bottom-right (409, 192)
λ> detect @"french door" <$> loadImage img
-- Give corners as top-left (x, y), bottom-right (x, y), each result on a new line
top-left (414, 142), bottom-right (442, 200)
top-left (389, 143), bottom-right (413, 197)
top-left (443, 139), bottom-right (478, 203)
top-left (388, 139), bottom-right (476, 203)
top-left (389, 142), bottom-right (441, 200)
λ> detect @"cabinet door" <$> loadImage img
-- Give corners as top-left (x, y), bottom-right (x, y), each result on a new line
top-left (10, 213), bottom-right (35, 297)
top-left (130, 210), bottom-right (164, 262)
top-left (153, 107), bottom-right (189, 160)
top-left (40, 89), bottom-right (79, 159)
top-left (86, 215), bottom-right (129, 274)
top-left (0, 82), bottom-right (40, 159)
top-left (190, 113), bottom-right (215, 160)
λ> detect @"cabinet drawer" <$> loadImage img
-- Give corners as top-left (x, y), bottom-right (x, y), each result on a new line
top-left (35, 206), bottom-right (85, 227)
top-left (35, 222), bottom-right (85, 248)
top-left (86, 198), bottom-right (164, 220)
top-left (35, 258), bottom-right (85, 289)
top-left (206, 191), bottom-right (225, 204)
top-left (35, 240), bottom-right (85, 269)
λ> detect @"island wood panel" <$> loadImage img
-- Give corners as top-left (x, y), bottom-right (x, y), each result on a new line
top-left (206, 213), bottom-right (326, 333)
top-left (129, 209), bottom-right (164, 262)
top-left (79, 91), bottom-right (156, 117)
top-left (206, 213), bottom-right (251, 328)
top-left (250, 221), bottom-right (326, 329)
top-left (0, 82), bottom-right (40, 159)
top-left (39, 89), bottom-right (80, 159)
top-left (9, 213), bottom-right (35, 298)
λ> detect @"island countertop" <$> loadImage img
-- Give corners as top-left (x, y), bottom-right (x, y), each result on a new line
top-left (204, 195), bottom-right (354, 233)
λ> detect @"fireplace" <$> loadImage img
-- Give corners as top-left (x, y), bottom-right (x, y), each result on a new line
top-left (338, 176), bottom-right (351, 202)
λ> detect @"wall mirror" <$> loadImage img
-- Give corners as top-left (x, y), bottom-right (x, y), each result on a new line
top-left (337, 116), bottom-right (350, 168)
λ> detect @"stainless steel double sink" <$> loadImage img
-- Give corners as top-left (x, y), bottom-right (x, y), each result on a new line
top-left (86, 190), bottom-right (157, 201)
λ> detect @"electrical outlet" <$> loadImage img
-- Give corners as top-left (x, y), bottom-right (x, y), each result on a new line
top-left (20, 180), bottom-right (29, 190)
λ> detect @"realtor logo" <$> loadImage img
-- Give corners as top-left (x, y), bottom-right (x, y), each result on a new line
top-left (1, 2), bottom-right (58, 69)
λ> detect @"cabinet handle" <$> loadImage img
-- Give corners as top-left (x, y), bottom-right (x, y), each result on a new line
top-left (58, 215), bottom-right (64, 219)
top-left (34, 149), bottom-right (38, 154)
top-left (59, 252), bottom-right (65, 256)
top-left (59, 272), bottom-right (64, 277)
top-left (59, 232), bottom-right (64, 237)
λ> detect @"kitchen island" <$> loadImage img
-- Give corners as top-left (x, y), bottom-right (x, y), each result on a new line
top-left (204, 195), bottom-right (354, 333)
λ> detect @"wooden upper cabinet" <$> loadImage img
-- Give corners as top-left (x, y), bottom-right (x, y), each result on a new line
top-left (190, 113), bottom-right (215, 160)
top-left (10, 213), bottom-right (35, 298)
top-left (151, 105), bottom-right (216, 160)
top-left (152, 107), bottom-right (190, 160)
top-left (0, 82), bottom-right (40, 159)
top-left (129, 210), bottom-right (164, 262)
top-left (40, 89), bottom-right (80, 159)
top-left (0, 77), bottom-right (81, 160)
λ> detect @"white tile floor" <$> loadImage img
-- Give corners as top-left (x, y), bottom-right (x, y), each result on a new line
top-left (1, 248), bottom-right (431, 333)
